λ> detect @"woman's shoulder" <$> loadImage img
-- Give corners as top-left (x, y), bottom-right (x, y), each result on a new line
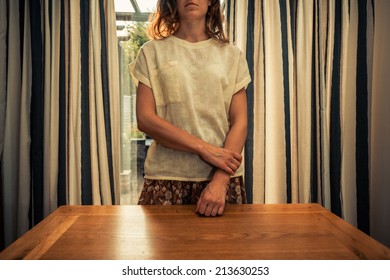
top-left (136, 38), bottom-right (168, 61)
top-left (211, 39), bottom-right (242, 53)
top-left (225, 42), bottom-right (244, 54)
top-left (141, 37), bottom-right (170, 51)
top-left (210, 41), bottom-right (244, 61)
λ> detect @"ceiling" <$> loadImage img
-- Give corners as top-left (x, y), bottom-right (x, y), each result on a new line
top-left (115, 0), bottom-right (158, 22)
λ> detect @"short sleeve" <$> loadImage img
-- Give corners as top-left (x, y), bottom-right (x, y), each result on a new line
top-left (233, 50), bottom-right (251, 94)
top-left (128, 46), bottom-right (151, 88)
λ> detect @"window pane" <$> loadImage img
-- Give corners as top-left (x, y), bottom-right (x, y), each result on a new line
top-left (117, 8), bottom-right (152, 204)
top-left (114, 0), bottom-right (135, 13)
top-left (137, 0), bottom-right (158, 13)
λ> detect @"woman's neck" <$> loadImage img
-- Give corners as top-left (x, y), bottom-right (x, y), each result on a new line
top-left (174, 20), bottom-right (209, 43)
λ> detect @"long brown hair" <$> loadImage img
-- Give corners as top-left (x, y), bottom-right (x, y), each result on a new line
top-left (148, 0), bottom-right (228, 43)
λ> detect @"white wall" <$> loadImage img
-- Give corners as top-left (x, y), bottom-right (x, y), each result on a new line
top-left (370, 0), bottom-right (390, 248)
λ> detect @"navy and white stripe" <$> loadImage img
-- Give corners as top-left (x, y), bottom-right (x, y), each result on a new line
top-left (0, 0), bottom-right (120, 249)
top-left (228, 0), bottom-right (378, 237)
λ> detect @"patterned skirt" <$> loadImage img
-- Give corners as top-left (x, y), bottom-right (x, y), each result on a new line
top-left (137, 176), bottom-right (247, 205)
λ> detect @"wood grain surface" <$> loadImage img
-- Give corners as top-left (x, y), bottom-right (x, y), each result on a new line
top-left (1, 204), bottom-right (389, 260)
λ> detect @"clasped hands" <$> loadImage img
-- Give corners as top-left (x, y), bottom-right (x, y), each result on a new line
top-left (195, 145), bottom-right (242, 217)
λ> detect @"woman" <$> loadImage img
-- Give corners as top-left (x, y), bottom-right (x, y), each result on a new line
top-left (130, 0), bottom-right (251, 216)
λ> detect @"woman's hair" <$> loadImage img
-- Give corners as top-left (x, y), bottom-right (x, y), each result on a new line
top-left (148, 0), bottom-right (229, 43)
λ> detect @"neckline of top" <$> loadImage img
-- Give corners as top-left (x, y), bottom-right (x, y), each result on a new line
top-left (168, 35), bottom-right (216, 48)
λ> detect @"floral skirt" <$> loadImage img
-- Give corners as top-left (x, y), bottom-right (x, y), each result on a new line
top-left (137, 176), bottom-right (247, 205)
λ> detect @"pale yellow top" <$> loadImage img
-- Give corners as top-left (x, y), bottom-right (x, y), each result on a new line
top-left (130, 35), bottom-right (251, 181)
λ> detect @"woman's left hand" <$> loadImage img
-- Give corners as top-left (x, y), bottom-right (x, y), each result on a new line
top-left (196, 180), bottom-right (227, 217)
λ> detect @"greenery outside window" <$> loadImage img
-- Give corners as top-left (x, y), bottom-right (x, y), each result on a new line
top-left (116, 0), bottom-right (155, 204)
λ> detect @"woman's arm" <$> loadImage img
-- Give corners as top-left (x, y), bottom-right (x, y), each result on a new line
top-left (136, 82), bottom-right (243, 175)
top-left (196, 87), bottom-right (248, 216)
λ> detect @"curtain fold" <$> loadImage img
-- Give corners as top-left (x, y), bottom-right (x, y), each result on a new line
top-left (43, 0), bottom-right (61, 216)
top-left (264, 0), bottom-right (289, 203)
top-left (371, 0), bottom-right (390, 249)
top-left (19, 0), bottom-right (33, 240)
top-left (340, 0), bottom-right (358, 228)
top-left (68, 0), bottom-right (82, 206)
top-left (90, 0), bottom-right (113, 205)
top-left (0, 0), bottom-right (7, 250)
top-left (105, 0), bottom-right (121, 206)
top-left (0, 0), bottom-right (6, 159)
top-left (57, 0), bottom-right (68, 207)
top-left (355, 0), bottom-right (371, 234)
top-left (329, 0), bottom-right (342, 217)
top-left (252, 0), bottom-right (265, 204)
top-left (245, 0), bottom-right (254, 203)
top-left (81, 0), bottom-right (92, 205)
top-left (3, 0), bottom-right (22, 248)
top-left (1, 0), bottom-right (120, 249)
top-left (30, 0), bottom-right (44, 227)
top-left (296, 0), bottom-right (314, 204)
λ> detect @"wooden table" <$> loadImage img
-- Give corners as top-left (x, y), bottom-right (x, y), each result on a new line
top-left (1, 203), bottom-right (389, 260)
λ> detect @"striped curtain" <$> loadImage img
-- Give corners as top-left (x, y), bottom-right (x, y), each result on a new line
top-left (0, 0), bottom-right (120, 249)
top-left (227, 0), bottom-right (390, 247)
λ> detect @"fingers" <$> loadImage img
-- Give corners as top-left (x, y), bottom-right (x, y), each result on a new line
top-left (196, 203), bottom-right (222, 217)
top-left (225, 150), bottom-right (242, 172)
top-left (222, 155), bottom-right (241, 175)
top-left (196, 193), bottom-right (225, 217)
top-left (195, 195), bottom-right (203, 213)
top-left (210, 205), bottom-right (219, 217)
top-left (196, 195), bottom-right (211, 216)
top-left (221, 166), bottom-right (234, 175)
top-left (232, 151), bottom-right (243, 163)
top-left (228, 158), bottom-right (240, 171)
top-left (217, 204), bottom-right (225, 216)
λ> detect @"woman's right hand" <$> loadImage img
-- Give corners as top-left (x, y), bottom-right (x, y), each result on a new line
top-left (199, 144), bottom-right (242, 175)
